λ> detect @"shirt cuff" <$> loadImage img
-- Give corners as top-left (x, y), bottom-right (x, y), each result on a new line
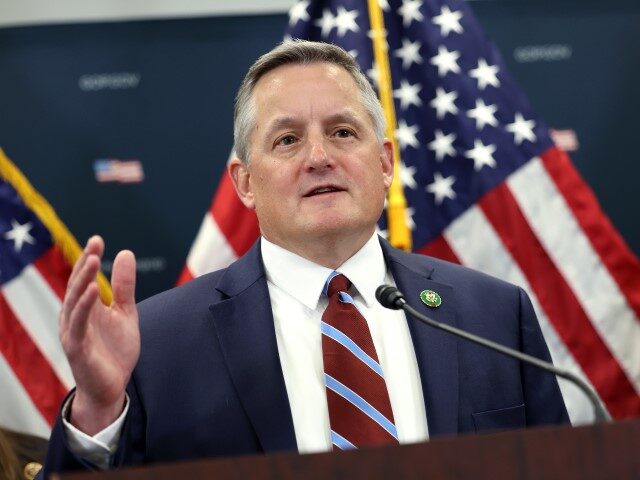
top-left (62, 392), bottom-right (130, 469)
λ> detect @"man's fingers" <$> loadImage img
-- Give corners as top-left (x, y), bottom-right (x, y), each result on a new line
top-left (66, 281), bottom-right (100, 341)
top-left (61, 254), bottom-right (101, 332)
top-left (111, 250), bottom-right (137, 311)
top-left (67, 236), bottom-right (104, 289)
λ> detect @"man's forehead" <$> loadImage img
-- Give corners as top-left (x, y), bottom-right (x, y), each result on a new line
top-left (262, 109), bottom-right (366, 131)
top-left (250, 61), bottom-right (373, 135)
top-left (255, 61), bottom-right (354, 91)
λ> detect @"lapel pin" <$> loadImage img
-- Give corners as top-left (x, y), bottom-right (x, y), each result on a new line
top-left (420, 289), bottom-right (442, 308)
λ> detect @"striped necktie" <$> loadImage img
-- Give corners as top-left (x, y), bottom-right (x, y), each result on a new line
top-left (321, 272), bottom-right (399, 449)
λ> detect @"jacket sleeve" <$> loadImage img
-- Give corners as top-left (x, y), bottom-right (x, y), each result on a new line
top-left (39, 376), bottom-right (147, 476)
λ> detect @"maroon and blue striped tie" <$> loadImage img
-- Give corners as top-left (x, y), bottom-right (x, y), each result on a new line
top-left (321, 272), bottom-right (399, 449)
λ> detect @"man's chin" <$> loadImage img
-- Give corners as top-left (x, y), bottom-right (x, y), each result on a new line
top-left (303, 215), bottom-right (376, 241)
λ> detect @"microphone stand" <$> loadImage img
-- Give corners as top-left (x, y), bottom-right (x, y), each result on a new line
top-left (376, 285), bottom-right (610, 424)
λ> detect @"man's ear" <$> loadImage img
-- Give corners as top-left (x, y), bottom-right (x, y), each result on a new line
top-left (381, 138), bottom-right (394, 189)
top-left (228, 157), bottom-right (256, 210)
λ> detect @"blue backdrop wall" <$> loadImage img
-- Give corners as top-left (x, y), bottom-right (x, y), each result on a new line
top-left (0, 0), bottom-right (637, 300)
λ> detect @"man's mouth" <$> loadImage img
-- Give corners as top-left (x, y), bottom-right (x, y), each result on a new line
top-left (304, 186), bottom-right (345, 197)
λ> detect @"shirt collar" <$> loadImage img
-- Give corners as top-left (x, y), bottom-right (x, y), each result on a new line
top-left (260, 233), bottom-right (386, 310)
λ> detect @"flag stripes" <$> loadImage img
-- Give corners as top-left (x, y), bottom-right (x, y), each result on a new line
top-left (0, 247), bottom-right (74, 436)
top-left (0, 353), bottom-right (51, 438)
top-left (509, 156), bottom-right (640, 394)
top-left (179, 171), bottom-right (258, 283)
top-left (183, 212), bottom-right (236, 279)
top-left (481, 177), bottom-right (636, 418)
top-left (210, 172), bottom-right (260, 256)
top-left (443, 196), bottom-right (598, 423)
top-left (0, 149), bottom-right (98, 437)
top-left (2, 263), bottom-right (73, 389)
top-left (0, 294), bottom-right (68, 426)
top-left (541, 149), bottom-right (640, 320)
top-left (417, 234), bottom-right (460, 264)
top-left (439, 147), bottom-right (640, 421)
top-left (33, 245), bottom-right (72, 300)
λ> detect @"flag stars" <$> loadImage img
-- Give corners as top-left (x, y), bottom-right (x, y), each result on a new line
top-left (4, 219), bottom-right (36, 252)
top-left (395, 119), bottom-right (420, 150)
top-left (399, 162), bottom-right (418, 189)
top-left (428, 129), bottom-right (457, 161)
top-left (432, 5), bottom-right (464, 37)
top-left (334, 6), bottom-right (359, 37)
top-left (314, 9), bottom-right (336, 38)
top-left (288, 0), bottom-right (310, 26)
top-left (464, 139), bottom-right (497, 170)
top-left (394, 79), bottom-right (423, 110)
top-left (469, 58), bottom-right (500, 90)
top-left (430, 87), bottom-right (459, 119)
top-left (467, 99), bottom-right (498, 130)
top-left (398, 0), bottom-right (424, 28)
top-left (506, 113), bottom-right (537, 145)
top-left (367, 61), bottom-right (380, 88)
top-left (430, 46), bottom-right (461, 78)
top-left (426, 172), bottom-right (456, 204)
top-left (405, 207), bottom-right (416, 230)
top-left (394, 39), bottom-right (423, 70)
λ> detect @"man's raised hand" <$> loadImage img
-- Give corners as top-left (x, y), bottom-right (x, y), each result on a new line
top-left (59, 236), bottom-right (140, 435)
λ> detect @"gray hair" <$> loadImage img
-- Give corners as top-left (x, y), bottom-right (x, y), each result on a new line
top-left (233, 40), bottom-right (386, 163)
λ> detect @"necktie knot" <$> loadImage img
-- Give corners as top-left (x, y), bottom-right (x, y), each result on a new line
top-left (326, 273), bottom-right (351, 298)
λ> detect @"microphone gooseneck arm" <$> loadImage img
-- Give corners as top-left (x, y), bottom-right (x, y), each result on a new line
top-left (375, 285), bottom-right (610, 424)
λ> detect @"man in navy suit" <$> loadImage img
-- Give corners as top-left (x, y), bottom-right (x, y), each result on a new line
top-left (43, 40), bottom-right (568, 475)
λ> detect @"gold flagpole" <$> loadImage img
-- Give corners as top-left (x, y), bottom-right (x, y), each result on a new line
top-left (366, 0), bottom-right (412, 251)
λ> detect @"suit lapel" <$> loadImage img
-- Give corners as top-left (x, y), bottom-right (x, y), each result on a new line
top-left (208, 241), bottom-right (297, 452)
top-left (382, 241), bottom-right (460, 437)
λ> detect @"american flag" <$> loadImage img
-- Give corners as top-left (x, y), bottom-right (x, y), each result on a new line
top-left (178, 0), bottom-right (640, 423)
top-left (0, 149), bottom-right (111, 439)
top-left (93, 159), bottom-right (145, 184)
top-left (0, 149), bottom-right (75, 438)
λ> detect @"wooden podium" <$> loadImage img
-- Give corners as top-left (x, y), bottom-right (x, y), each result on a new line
top-left (58, 420), bottom-right (639, 479)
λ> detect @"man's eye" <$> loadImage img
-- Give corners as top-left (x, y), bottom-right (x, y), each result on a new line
top-left (277, 135), bottom-right (296, 146)
top-left (334, 129), bottom-right (354, 138)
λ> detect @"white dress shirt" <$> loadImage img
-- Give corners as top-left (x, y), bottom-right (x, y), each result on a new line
top-left (63, 233), bottom-right (428, 466)
top-left (263, 233), bottom-right (428, 452)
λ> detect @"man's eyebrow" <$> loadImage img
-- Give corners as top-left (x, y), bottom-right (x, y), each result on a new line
top-left (261, 111), bottom-right (367, 138)
top-left (262, 116), bottom-right (300, 138)
top-left (324, 111), bottom-right (367, 130)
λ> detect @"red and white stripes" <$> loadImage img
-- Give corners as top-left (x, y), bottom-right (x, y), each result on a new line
top-left (423, 147), bottom-right (640, 422)
top-left (177, 171), bottom-right (259, 284)
top-left (0, 245), bottom-right (73, 437)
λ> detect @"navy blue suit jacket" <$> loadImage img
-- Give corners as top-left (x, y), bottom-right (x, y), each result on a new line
top-left (42, 238), bottom-right (568, 474)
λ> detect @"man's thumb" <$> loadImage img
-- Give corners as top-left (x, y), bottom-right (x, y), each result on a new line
top-left (111, 250), bottom-right (136, 308)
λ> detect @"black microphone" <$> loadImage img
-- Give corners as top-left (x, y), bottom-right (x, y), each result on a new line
top-left (376, 284), bottom-right (610, 424)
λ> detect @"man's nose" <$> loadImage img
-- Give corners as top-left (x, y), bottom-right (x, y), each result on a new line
top-left (306, 139), bottom-right (333, 170)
